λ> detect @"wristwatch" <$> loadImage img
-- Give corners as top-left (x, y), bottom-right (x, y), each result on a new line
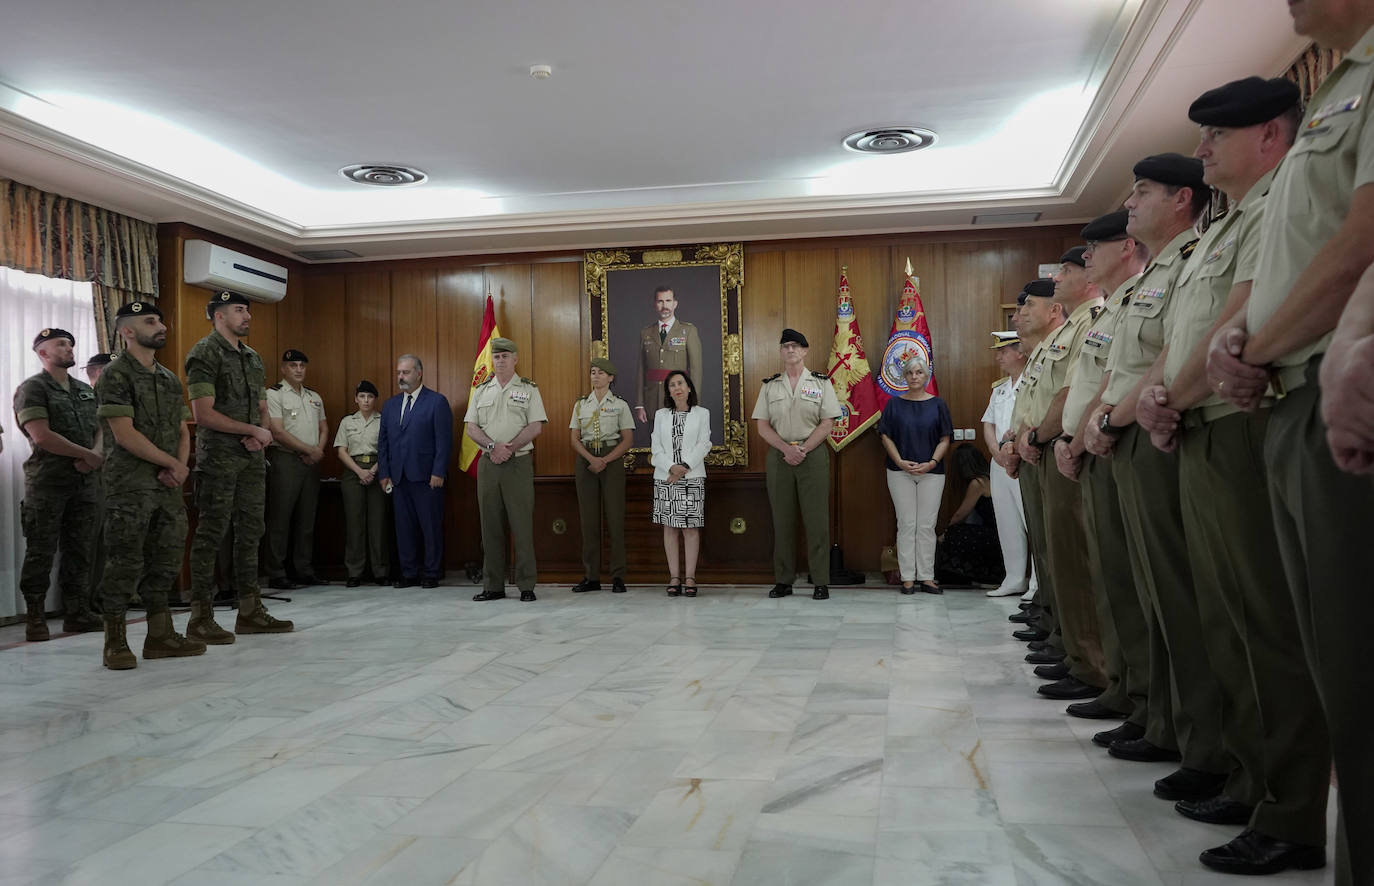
top-left (1098, 411), bottom-right (1125, 436)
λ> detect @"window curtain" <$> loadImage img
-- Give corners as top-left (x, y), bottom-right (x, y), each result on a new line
top-left (0, 178), bottom-right (158, 353)
top-left (0, 267), bottom-right (99, 619)
top-left (1284, 44), bottom-right (1341, 104)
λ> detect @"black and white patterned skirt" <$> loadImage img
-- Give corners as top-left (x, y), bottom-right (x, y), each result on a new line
top-left (652, 478), bottom-right (705, 528)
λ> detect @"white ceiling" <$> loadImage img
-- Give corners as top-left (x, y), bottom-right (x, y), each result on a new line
top-left (0, 0), bottom-right (1308, 261)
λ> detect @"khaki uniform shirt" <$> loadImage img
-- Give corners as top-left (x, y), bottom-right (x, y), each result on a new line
top-left (752, 369), bottom-right (842, 442)
top-left (1063, 275), bottom-right (1141, 434)
top-left (333, 411), bottom-right (380, 457)
top-left (1102, 229), bottom-right (1200, 406)
top-left (266, 381), bottom-right (326, 449)
top-left (185, 331), bottom-right (267, 463)
top-left (1026, 299), bottom-right (1102, 429)
top-left (95, 352), bottom-right (191, 496)
top-left (12, 370), bottom-right (99, 487)
top-left (1163, 172), bottom-right (1271, 418)
top-left (568, 391), bottom-right (634, 444)
top-left (637, 318), bottom-right (702, 410)
top-left (1248, 23), bottom-right (1374, 380)
top-left (464, 376), bottom-right (548, 455)
top-left (1010, 339), bottom-right (1047, 430)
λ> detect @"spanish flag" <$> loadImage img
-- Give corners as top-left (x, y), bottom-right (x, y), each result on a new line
top-left (825, 268), bottom-right (883, 451)
top-left (458, 295), bottom-right (499, 476)
top-left (877, 259), bottom-right (938, 400)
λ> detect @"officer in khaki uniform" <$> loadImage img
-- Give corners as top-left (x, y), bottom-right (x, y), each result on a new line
top-left (264, 348), bottom-right (329, 588)
top-left (185, 290), bottom-right (293, 642)
top-left (569, 357), bottom-right (634, 594)
top-left (464, 337), bottom-right (547, 603)
top-left (635, 286), bottom-right (702, 431)
top-left (1084, 156), bottom-right (1237, 796)
top-left (752, 328), bottom-right (841, 600)
top-left (1209, 17), bottom-right (1374, 878)
top-left (1055, 210), bottom-right (1157, 749)
top-left (1018, 248), bottom-right (1108, 703)
top-left (95, 301), bottom-right (205, 669)
top-left (12, 328), bottom-right (104, 640)
top-left (334, 380), bottom-right (389, 586)
top-left (1133, 78), bottom-right (1330, 876)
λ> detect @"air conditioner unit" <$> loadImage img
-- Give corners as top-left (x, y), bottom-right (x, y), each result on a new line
top-left (184, 240), bottom-right (288, 303)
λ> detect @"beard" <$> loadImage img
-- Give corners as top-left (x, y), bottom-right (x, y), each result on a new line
top-left (135, 330), bottom-right (166, 349)
top-left (397, 378), bottom-right (412, 391)
top-left (56, 355), bottom-right (76, 369)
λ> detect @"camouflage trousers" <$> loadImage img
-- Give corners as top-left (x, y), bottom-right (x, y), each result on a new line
top-left (100, 487), bottom-right (187, 617)
top-left (189, 456), bottom-right (266, 602)
top-left (19, 476), bottom-right (98, 614)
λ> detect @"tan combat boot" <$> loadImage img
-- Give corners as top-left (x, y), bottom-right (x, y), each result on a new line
top-left (103, 614), bottom-right (137, 670)
top-left (25, 600), bottom-right (49, 642)
top-left (186, 600), bottom-right (236, 645)
top-left (143, 611), bottom-right (208, 660)
top-left (234, 591), bottom-right (294, 634)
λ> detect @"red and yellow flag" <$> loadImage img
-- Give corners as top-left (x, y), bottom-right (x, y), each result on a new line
top-left (458, 295), bottom-right (500, 476)
top-left (826, 268), bottom-right (883, 451)
top-left (877, 259), bottom-right (938, 400)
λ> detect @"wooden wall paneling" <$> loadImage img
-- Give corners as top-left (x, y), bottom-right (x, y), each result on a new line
top-left (272, 276), bottom-right (307, 388)
top-left (781, 248), bottom-right (839, 360)
top-left (484, 265), bottom-right (533, 364)
top-left (389, 270), bottom-right (438, 386)
top-left (338, 272), bottom-right (390, 406)
top-left (530, 261), bottom-right (584, 478)
top-left (436, 268), bottom-right (486, 568)
top-left (303, 275), bottom-right (348, 478)
top-left (740, 250), bottom-right (786, 472)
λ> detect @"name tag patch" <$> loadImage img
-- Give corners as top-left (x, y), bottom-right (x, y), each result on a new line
top-left (800, 385), bottom-right (823, 401)
top-left (669, 336), bottom-right (686, 347)
top-left (509, 390), bottom-right (531, 404)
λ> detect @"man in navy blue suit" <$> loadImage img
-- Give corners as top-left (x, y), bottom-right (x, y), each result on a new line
top-left (378, 354), bottom-right (452, 588)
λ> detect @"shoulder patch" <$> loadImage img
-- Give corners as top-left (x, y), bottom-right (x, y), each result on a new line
top-left (811, 370), bottom-right (828, 380)
top-left (1180, 239), bottom-right (1200, 259)
top-left (763, 373), bottom-right (781, 383)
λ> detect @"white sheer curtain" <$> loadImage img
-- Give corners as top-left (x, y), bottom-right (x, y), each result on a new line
top-left (1, 266), bottom-right (98, 619)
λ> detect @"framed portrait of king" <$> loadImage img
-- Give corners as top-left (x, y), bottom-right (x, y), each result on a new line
top-left (584, 243), bottom-right (746, 466)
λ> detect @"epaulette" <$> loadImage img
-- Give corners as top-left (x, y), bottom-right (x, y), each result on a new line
top-left (763, 373), bottom-right (781, 383)
top-left (521, 376), bottom-right (537, 387)
top-left (1180, 239), bottom-right (1200, 259)
top-left (476, 376), bottom-right (495, 388)
top-left (1090, 305), bottom-right (1103, 322)
top-left (811, 370), bottom-right (828, 380)
top-left (991, 375), bottom-right (1010, 390)
top-left (275, 380), bottom-right (287, 389)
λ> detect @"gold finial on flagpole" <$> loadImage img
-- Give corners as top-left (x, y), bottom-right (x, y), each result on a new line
top-left (841, 265), bottom-right (848, 273)
top-left (905, 257), bottom-right (913, 277)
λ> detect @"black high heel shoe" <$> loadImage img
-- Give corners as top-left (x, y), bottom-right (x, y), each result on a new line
top-left (666, 577), bottom-right (682, 597)
top-left (683, 577), bottom-right (698, 597)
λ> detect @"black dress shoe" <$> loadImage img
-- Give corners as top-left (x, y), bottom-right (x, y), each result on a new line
top-left (1177, 795), bottom-right (1254, 824)
top-left (1026, 640), bottom-right (1049, 651)
top-left (520, 590), bottom-right (537, 602)
top-left (1199, 829), bottom-right (1324, 876)
top-left (899, 583), bottom-right (917, 595)
top-left (394, 576), bottom-right (419, 589)
top-left (1037, 676), bottom-right (1102, 700)
top-left (421, 577), bottom-right (439, 589)
top-left (767, 584), bottom-right (793, 598)
top-left (1018, 601), bottom-right (1033, 610)
top-left (268, 577), bottom-right (299, 590)
top-left (611, 578), bottom-right (627, 593)
top-left (298, 575), bottom-right (329, 586)
top-left (1033, 661), bottom-right (1070, 680)
top-left (1109, 738), bottom-right (1182, 763)
top-left (472, 590), bottom-right (507, 601)
top-left (812, 586), bottom-right (829, 600)
top-left (572, 578), bottom-right (601, 593)
top-left (345, 577), bottom-right (362, 588)
top-left (1092, 721), bottom-right (1144, 748)
top-left (1008, 611), bottom-right (1033, 623)
top-left (1013, 627), bottom-right (1049, 642)
top-left (1065, 699), bottom-right (1128, 720)
top-left (1154, 767), bottom-right (1227, 801)
top-left (1024, 649), bottom-right (1065, 664)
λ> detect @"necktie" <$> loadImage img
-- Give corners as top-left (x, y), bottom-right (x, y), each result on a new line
top-left (401, 393), bottom-right (412, 425)
top-left (660, 323), bottom-right (668, 344)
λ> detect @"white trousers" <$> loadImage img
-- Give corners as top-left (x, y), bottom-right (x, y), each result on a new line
top-left (990, 464), bottom-right (1034, 593)
top-left (886, 469), bottom-right (945, 582)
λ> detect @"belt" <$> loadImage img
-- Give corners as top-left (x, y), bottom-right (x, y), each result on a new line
top-left (1271, 363), bottom-right (1310, 397)
top-left (353, 454), bottom-right (377, 466)
top-left (584, 441), bottom-right (614, 455)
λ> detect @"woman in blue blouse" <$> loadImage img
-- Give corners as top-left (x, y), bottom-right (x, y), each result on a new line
top-left (879, 355), bottom-right (952, 594)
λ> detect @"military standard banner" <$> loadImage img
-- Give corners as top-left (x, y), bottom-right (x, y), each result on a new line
top-left (825, 268), bottom-right (883, 451)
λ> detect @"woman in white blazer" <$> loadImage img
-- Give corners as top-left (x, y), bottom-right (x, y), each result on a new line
top-left (651, 370), bottom-right (711, 597)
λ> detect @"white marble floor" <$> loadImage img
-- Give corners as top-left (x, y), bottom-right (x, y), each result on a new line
top-left (0, 584), bottom-right (1337, 886)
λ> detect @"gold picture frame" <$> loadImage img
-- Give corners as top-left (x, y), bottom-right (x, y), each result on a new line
top-left (584, 242), bottom-right (746, 467)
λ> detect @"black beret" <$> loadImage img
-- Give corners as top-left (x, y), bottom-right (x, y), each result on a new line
top-left (1016, 291), bottom-right (1030, 306)
top-left (281, 349), bottom-right (309, 363)
top-left (1022, 279), bottom-right (1056, 300)
top-left (207, 290), bottom-right (251, 315)
top-left (116, 300), bottom-right (163, 320)
top-left (1189, 77), bottom-right (1301, 128)
top-left (1060, 246), bottom-right (1087, 268)
top-left (85, 353), bottom-right (113, 369)
top-left (32, 328), bottom-right (75, 350)
top-left (780, 328), bottom-right (809, 348)
top-left (1133, 153), bottom-right (1207, 191)
top-left (356, 380), bottom-right (378, 396)
top-left (1081, 209), bottom-right (1130, 242)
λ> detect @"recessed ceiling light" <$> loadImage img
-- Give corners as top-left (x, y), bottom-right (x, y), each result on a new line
top-left (842, 127), bottom-right (937, 155)
top-left (339, 164), bottom-right (428, 187)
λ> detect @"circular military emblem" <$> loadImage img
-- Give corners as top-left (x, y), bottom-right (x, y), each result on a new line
top-left (40, 328), bottom-right (51, 337)
top-left (879, 331), bottom-right (934, 396)
top-left (829, 404), bottom-right (852, 442)
top-left (131, 302), bottom-right (143, 313)
top-left (218, 291), bottom-right (232, 302)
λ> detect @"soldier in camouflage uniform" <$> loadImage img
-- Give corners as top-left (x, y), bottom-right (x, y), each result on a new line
top-left (95, 302), bottom-right (207, 669)
top-left (84, 352), bottom-right (113, 612)
top-left (12, 328), bottom-right (104, 640)
top-left (184, 291), bottom-right (293, 641)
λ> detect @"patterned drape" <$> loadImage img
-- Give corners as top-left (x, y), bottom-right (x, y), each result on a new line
top-left (0, 178), bottom-right (158, 352)
top-left (1284, 44), bottom-right (1342, 104)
